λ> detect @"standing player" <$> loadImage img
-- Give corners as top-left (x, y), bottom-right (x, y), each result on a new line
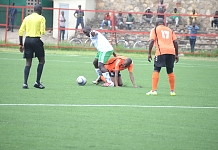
top-left (74, 5), bottom-right (84, 29)
top-left (146, 18), bottom-right (179, 96)
top-left (104, 56), bottom-right (138, 88)
top-left (18, 4), bottom-right (46, 89)
top-left (83, 26), bottom-right (114, 87)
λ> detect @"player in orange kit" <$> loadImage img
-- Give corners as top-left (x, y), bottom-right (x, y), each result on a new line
top-left (104, 55), bottom-right (139, 88)
top-left (146, 18), bottom-right (179, 96)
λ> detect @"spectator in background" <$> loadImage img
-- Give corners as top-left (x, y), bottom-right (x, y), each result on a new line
top-left (74, 5), bottom-right (84, 29)
top-left (140, 7), bottom-right (153, 25)
top-left (8, 2), bottom-right (17, 32)
top-left (157, 0), bottom-right (166, 19)
top-left (188, 22), bottom-right (199, 53)
top-left (126, 13), bottom-right (135, 30)
top-left (166, 8), bottom-right (180, 27)
top-left (100, 12), bottom-right (111, 29)
top-left (211, 11), bottom-right (218, 29)
top-left (59, 11), bottom-right (66, 41)
top-left (187, 9), bottom-right (197, 26)
top-left (116, 11), bottom-right (124, 29)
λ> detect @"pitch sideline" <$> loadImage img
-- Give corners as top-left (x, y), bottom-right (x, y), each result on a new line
top-left (0, 104), bottom-right (217, 109)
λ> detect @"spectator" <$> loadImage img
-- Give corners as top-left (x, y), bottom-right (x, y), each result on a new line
top-left (8, 2), bottom-right (17, 32)
top-left (116, 11), bottom-right (124, 29)
top-left (74, 5), bottom-right (84, 29)
top-left (140, 7), bottom-right (153, 25)
top-left (157, 0), bottom-right (166, 19)
top-left (100, 12), bottom-right (111, 29)
top-left (126, 13), bottom-right (135, 30)
top-left (187, 9), bottom-right (197, 26)
top-left (211, 11), bottom-right (218, 29)
top-left (166, 8), bottom-right (180, 27)
top-left (188, 22), bottom-right (199, 53)
top-left (59, 11), bottom-right (66, 41)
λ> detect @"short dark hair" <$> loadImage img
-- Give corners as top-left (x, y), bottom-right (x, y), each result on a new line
top-left (78, 5), bottom-right (81, 7)
top-left (34, 4), bottom-right (42, 12)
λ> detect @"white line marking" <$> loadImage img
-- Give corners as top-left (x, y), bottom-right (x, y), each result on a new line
top-left (0, 104), bottom-right (217, 109)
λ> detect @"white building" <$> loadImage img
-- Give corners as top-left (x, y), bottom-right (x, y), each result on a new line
top-left (52, 0), bottom-right (96, 40)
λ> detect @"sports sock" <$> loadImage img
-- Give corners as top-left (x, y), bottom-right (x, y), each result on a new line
top-left (168, 73), bottom-right (175, 91)
top-left (100, 75), bottom-right (107, 83)
top-left (152, 72), bottom-right (159, 91)
top-left (95, 68), bottom-right (102, 77)
top-left (24, 66), bottom-right (30, 85)
top-left (102, 72), bottom-right (112, 83)
top-left (36, 64), bottom-right (44, 84)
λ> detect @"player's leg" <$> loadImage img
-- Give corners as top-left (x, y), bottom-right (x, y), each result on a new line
top-left (165, 54), bottom-right (176, 96)
top-left (109, 72), bottom-right (122, 87)
top-left (98, 51), bottom-right (114, 87)
top-left (23, 38), bottom-right (34, 89)
top-left (146, 55), bottom-right (164, 95)
top-left (34, 38), bottom-right (45, 89)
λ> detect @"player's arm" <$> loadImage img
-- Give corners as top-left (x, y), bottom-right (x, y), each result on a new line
top-left (172, 31), bottom-right (179, 63)
top-left (173, 40), bottom-right (179, 63)
top-left (18, 18), bottom-right (26, 52)
top-left (114, 70), bottom-right (119, 87)
top-left (148, 28), bottom-right (155, 62)
top-left (113, 52), bottom-right (117, 57)
top-left (129, 72), bottom-right (138, 88)
top-left (148, 39), bottom-right (154, 62)
top-left (40, 17), bottom-right (46, 35)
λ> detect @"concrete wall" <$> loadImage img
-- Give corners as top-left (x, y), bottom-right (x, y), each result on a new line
top-left (53, 0), bottom-right (95, 40)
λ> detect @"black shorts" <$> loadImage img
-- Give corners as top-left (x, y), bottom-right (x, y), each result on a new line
top-left (154, 54), bottom-right (175, 68)
top-left (109, 71), bottom-right (121, 77)
top-left (23, 37), bottom-right (44, 58)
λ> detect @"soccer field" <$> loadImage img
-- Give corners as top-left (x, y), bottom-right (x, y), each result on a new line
top-left (0, 49), bottom-right (218, 150)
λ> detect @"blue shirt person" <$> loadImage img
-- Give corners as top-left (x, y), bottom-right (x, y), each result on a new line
top-left (187, 23), bottom-right (199, 52)
top-left (74, 5), bottom-right (84, 29)
top-left (8, 2), bottom-right (17, 32)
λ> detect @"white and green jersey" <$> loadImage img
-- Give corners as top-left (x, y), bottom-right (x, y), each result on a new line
top-left (89, 30), bottom-right (113, 52)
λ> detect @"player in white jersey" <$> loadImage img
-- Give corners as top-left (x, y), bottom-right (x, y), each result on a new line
top-left (83, 26), bottom-right (115, 87)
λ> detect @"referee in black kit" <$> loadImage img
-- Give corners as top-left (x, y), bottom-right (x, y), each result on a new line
top-left (19, 4), bottom-right (46, 89)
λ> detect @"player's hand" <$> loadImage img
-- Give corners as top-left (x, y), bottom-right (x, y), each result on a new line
top-left (148, 54), bottom-right (152, 62)
top-left (175, 56), bottom-right (179, 63)
top-left (19, 45), bottom-right (24, 53)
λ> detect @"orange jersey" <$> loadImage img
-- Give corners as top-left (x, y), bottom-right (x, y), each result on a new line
top-left (149, 25), bottom-right (177, 56)
top-left (105, 56), bottom-right (133, 72)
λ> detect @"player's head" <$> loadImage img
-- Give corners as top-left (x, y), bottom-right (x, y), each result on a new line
top-left (118, 11), bottom-right (122, 16)
top-left (128, 13), bottom-right (132, 16)
top-left (83, 26), bottom-right (92, 37)
top-left (192, 9), bottom-right (195, 14)
top-left (78, 5), bottom-right (81, 9)
top-left (174, 8), bottom-right (177, 13)
top-left (34, 4), bottom-right (42, 15)
top-left (123, 58), bottom-right (132, 67)
top-left (156, 18), bottom-right (164, 26)
top-left (160, 0), bottom-right (163, 4)
top-left (12, 2), bottom-right (15, 6)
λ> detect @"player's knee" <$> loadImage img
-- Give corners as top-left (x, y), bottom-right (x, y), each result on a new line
top-left (166, 67), bottom-right (173, 74)
top-left (154, 66), bottom-right (161, 72)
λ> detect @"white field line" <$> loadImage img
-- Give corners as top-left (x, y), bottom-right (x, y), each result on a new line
top-left (0, 104), bottom-right (217, 109)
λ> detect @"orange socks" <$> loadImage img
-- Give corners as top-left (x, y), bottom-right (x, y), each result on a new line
top-left (152, 72), bottom-right (159, 91)
top-left (168, 73), bottom-right (175, 91)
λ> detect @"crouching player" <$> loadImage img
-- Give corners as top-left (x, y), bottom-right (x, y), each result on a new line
top-left (104, 55), bottom-right (139, 88)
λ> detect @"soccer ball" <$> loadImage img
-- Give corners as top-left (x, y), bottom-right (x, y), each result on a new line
top-left (76, 76), bottom-right (87, 86)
